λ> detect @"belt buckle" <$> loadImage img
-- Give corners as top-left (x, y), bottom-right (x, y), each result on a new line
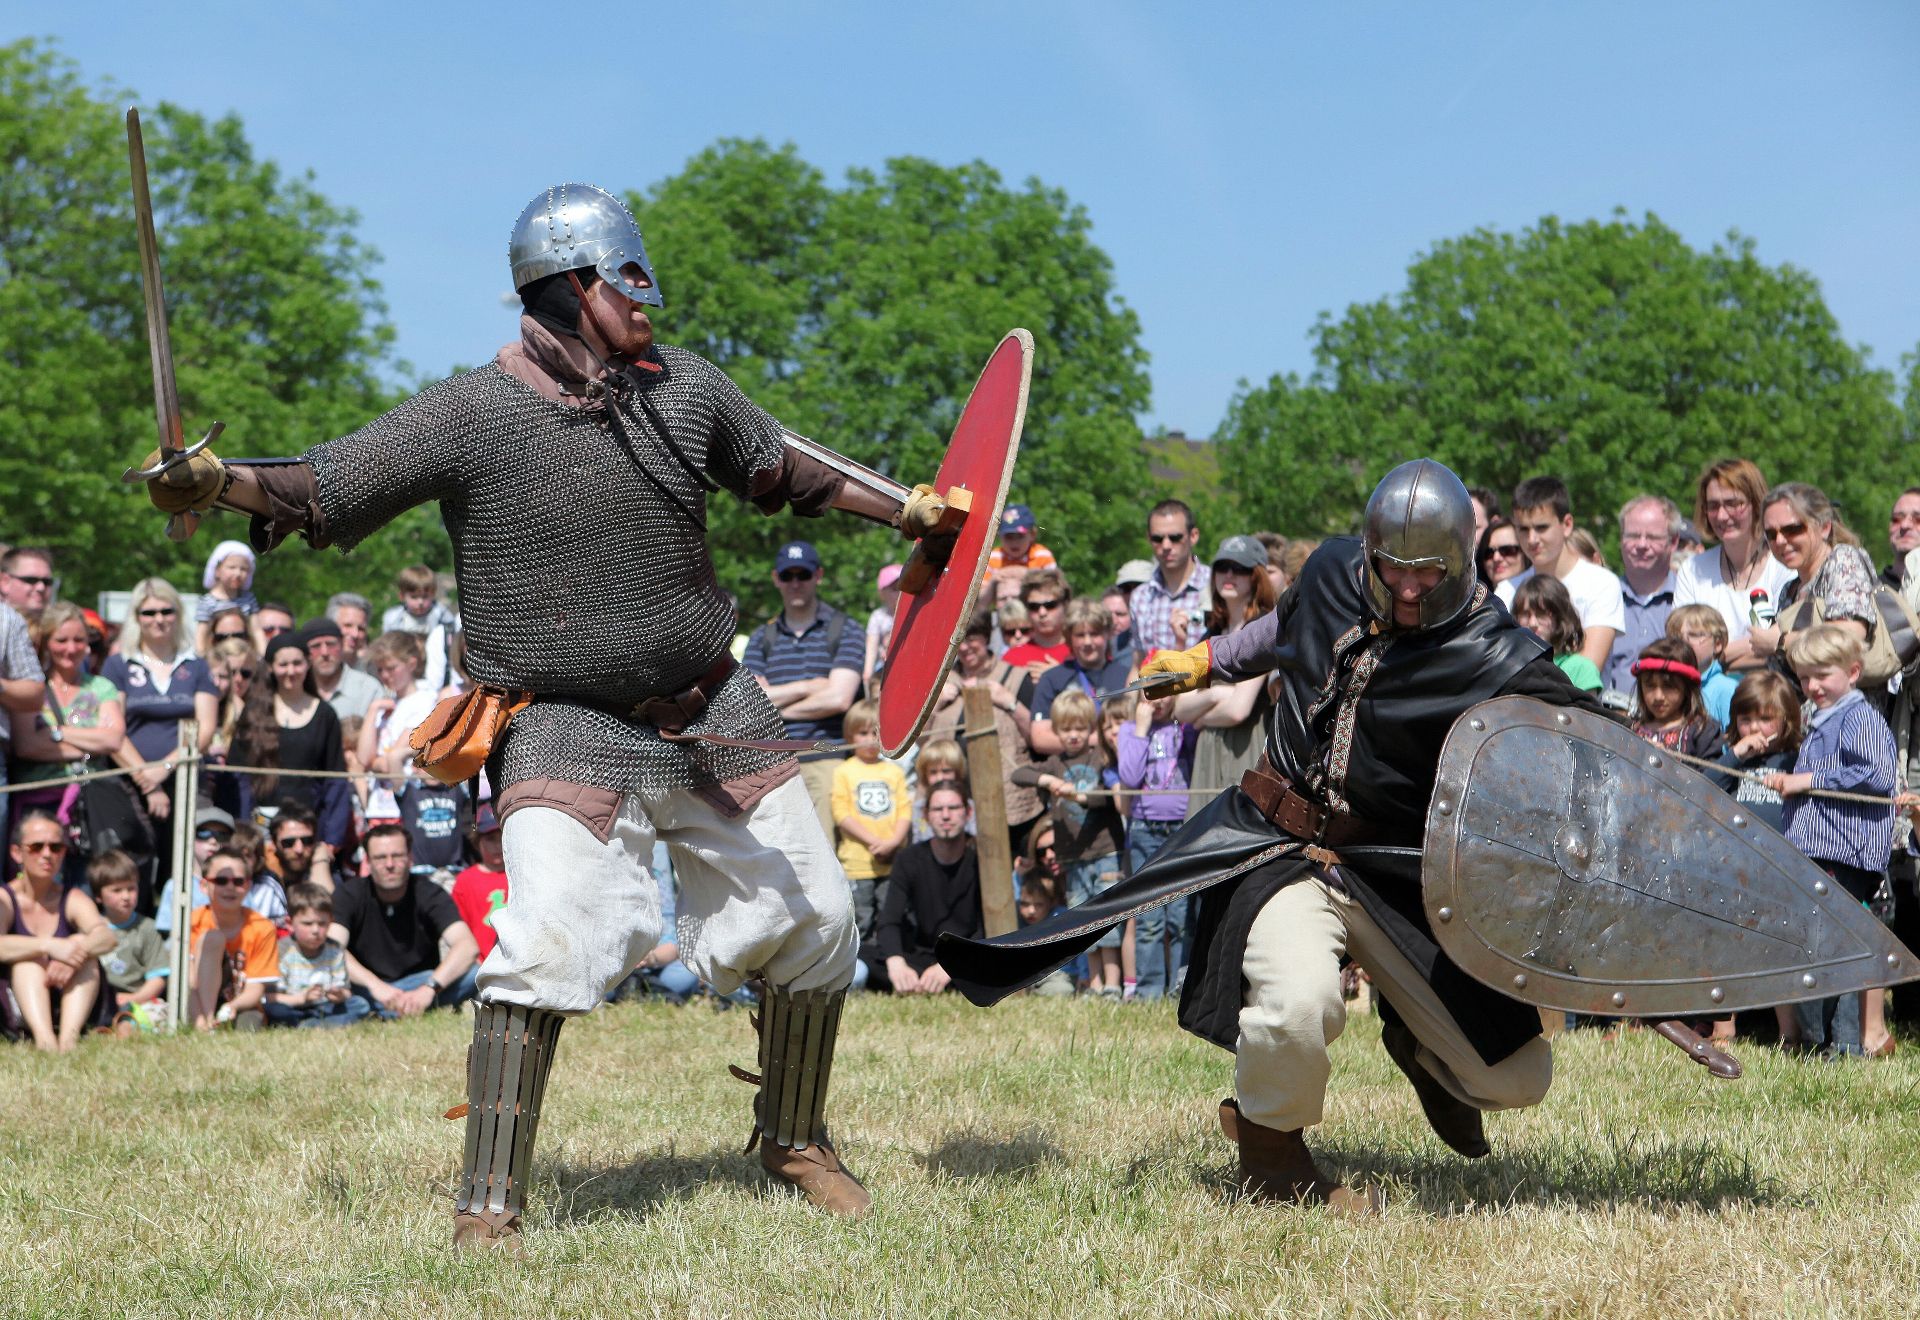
top-left (1303, 809), bottom-right (1341, 867)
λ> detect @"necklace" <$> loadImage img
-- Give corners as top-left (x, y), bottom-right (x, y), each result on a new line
top-left (1720, 541), bottom-right (1765, 593)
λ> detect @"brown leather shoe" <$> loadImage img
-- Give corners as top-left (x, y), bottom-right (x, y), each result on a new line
top-left (1381, 1022), bottom-right (1490, 1158)
top-left (452, 1211), bottom-right (523, 1254)
top-left (1227, 1101), bottom-right (1380, 1217)
top-left (761, 1139), bottom-right (872, 1217)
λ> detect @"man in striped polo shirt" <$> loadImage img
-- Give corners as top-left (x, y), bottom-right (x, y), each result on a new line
top-left (744, 540), bottom-right (867, 838)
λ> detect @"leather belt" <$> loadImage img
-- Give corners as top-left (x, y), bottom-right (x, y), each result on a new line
top-left (1238, 756), bottom-right (1378, 852)
top-left (632, 655), bottom-right (738, 733)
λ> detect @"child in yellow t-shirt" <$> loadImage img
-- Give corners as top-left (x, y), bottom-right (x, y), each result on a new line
top-left (832, 699), bottom-right (911, 937)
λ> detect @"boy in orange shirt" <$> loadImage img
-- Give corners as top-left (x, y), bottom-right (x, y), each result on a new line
top-left (187, 847), bottom-right (282, 1031)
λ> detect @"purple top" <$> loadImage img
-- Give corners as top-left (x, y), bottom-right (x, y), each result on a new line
top-left (1116, 720), bottom-right (1196, 822)
top-left (1207, 607), bottom-right (1280, 679)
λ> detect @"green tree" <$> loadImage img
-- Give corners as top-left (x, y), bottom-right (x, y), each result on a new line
top-left (0, 39), bottom-right (437, 614)
top-left (1216, 212), bottom-right (1910, 548)
top-left (633, 142), bottom-right (1153, 619)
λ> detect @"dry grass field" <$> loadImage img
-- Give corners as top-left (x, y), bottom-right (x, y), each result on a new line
top-left (1, 994), bottom-right (1915, 1318)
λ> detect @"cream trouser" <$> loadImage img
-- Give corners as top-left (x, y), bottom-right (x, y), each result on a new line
top-left (478, 776), bottom-right (857, 1014)
top-left (1237, 874), bottom-right (1554, 1132)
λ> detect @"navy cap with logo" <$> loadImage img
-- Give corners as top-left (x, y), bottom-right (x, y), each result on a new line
top-left (773, 541), bottom-right (821, 573)
top-left (1000, 504), bottom-right (1036, 534)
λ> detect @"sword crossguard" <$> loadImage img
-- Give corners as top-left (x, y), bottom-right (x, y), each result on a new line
top-left (121, 421), bottom-right (225, 484)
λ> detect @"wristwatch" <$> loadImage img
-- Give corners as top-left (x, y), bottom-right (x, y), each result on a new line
top-left (427, 976), bottom-right (443, 994)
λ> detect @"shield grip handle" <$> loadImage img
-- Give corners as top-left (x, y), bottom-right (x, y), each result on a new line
top-left (899, 486), bottom-right (972, 594)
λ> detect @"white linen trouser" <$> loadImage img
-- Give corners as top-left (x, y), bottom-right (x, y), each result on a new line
top-left (478, 777), bottom-right (857, 1014)
top-left (1237, 874), bottom-right (1554, 1132)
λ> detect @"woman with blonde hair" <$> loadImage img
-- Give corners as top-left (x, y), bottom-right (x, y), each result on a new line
top-left (1675, 457), bottom-right (1795, 669)
top-left (7, 603), bottom-right (128, 855)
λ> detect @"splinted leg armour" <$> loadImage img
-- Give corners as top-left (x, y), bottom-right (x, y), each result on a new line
top-left (453, 1001), bottom-right (566, 1247)
top-left (732, 985), bottom-right (870, 1216)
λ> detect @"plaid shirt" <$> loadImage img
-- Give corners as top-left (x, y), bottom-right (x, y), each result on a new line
top-left (1128, 564), bottom-right (1212, 662)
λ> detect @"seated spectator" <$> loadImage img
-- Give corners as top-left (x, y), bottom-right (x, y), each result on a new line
top-left (265, 883), bottom-right (366, 1029)
top-left (620, 841), bottom-right (704, 1003)
top-left (330, 824), bottom-right (479, 1018)
top-left (1630, 638), bottom-right (1724, 760)
top-left (223, 633), bottom-right (351, 848)
top-left (398, 773), bottom-right (470, 889)
top-left (1002, 567), bottom-right (1072, 675)
top-left (1511, 577), bottom-right (1604, 693)
top-left (185, 846), bottom-right (280, 1031)
top-left (451, 803), bottom-right (508, 961)
top-left (230, 819), bottom-right (290, 924)
top-left (89, 850), bottom-right (167, 1020)
top-left (193, 539), bottom-right (260, 655)
top-left (268, 802), bottom-right (336, 894)
top-left (1029, 598), bottom-right (1129, 755)
top-left (869, 785), bottom-right (982, 994)
top-left (0, 813), bottom-right (114, 1051)
top-left (1016, 875), bottom-right (1076, 997)
top-left (359, 631), bottom-right (437, 825)
top-left (832, 700), bottom-right (912, 938)
top-left (1667, 605), bottom-right (1739, 730)
top-left (8, 602), bottom-right (127, 846)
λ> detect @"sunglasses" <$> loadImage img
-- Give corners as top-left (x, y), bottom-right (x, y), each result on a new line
top-left (277, 834), bottom-right (316, 848)
top-left (7, 575), bottom-right (53, 588)
top-left (777, 569), bottom-right (816, 583)
top-left (1211, 562), bottom-right (1255, 576)
top-left (1023, 597), bottom-right (1062, 612)
top-left (214, 630), bottom-right (249, 641)
top-left (194, 827), bottom-right (233, 842)
top-left (1003, 626), bottom-right (1031, 638)
top-left (205, 874), bottom-right (250, 889)
top-left (1764, 522), bottom-right (1808, 542)
top-left (230, 667), bottom-right (255, 680)
top-left (138, 607), bottom-right (177, 618)
top-left (20, 840), bottom-right (67, 854)
top-left (1148, 532), bottom-right (1187, 545)
top-left (1487, 544), bottom-right (1525, 559)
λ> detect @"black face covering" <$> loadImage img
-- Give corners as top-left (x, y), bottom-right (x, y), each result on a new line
top-left (520, 270), bottom-right (584, 339)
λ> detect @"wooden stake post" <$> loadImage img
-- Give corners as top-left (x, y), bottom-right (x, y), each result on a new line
top-left (962, 686), bottom-right (1017, 937)
top-left (165, 721), bottom-right (199, 1031)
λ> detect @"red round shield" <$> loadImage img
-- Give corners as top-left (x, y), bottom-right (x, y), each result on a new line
top-left (878, 329), bottom-right (1032, 755)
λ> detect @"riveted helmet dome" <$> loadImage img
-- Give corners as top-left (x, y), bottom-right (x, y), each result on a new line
top-left (1362, 459), bottom-right (1477, 630)
top-left (508, 183), bottom-right (662, 308)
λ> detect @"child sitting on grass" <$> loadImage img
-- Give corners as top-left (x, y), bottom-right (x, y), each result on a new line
top-left (186, 847), bottom-right (281, 1032)
top-left (90, 850), bottom-right (167, 1028)
top-left (1764, 624), bottom-right (1898, 1059)
top-left (265, 883), bottom-right (365, 1029)
top-left (1630, 637), bottom-right (1724, 760)
top-left (1667, 604), bottom-right (1740, 730)
top-left (832, 699), bottom-right (912, 939)
top-left (1017, 876), bottom-right (1076, 998)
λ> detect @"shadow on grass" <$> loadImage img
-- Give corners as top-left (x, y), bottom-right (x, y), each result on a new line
top-left (919, 1126), bottom-right (1066, 1180)
top-left (541, 1144), bottom-right (766, 1224)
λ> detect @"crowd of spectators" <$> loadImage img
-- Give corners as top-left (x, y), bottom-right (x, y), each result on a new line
top-left (3, 453), bottom-right (1917, 1060)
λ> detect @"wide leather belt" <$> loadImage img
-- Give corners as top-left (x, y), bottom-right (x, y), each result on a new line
top-left (1238, 756), bottom-right (1378, 850)
top-left (632, 655), bottom-right (738, 733)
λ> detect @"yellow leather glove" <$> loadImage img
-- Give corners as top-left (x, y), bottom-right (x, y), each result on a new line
top-left (140, 447), bottom-right (227, 515)
top-left (898, 483), bottom-right (949, 540)
top-left (1140, 640), bottom-right (1213, 695)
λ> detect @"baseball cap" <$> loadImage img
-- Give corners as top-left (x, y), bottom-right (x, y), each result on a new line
top-left (195, 805), bottom-right (236, 832)
top-left (1211, 535), bottom-right (1268, 572)
top-left (774, 541), bottom-right (821, 573)
top-left (472, 802), bottom-right (501, 835)
top-left (1000, 504), bottom-right (1036, 534)
top-left (876, 563), bottom-right (903, 591)
top-left (1114, 559), bottom-right (1154, 590)
top-left (1676, 519), bottom-right (1704, 548)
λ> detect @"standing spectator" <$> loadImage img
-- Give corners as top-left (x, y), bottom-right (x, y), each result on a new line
top-left (0, 547), bottom-right (56, 624)
top-left (1511, 577), bottom-right (1604, 693)
top-left (995, 598), bottom-right (1032, 654)
top-left (927, 614), bottom-right (1042, 858)
top-left (1668, 605), bottom-right (1740, 730)
top-left (380, 565), bottom-right (458, 694)
top-left (89, 850), bottom-right (167, 1019)
top-left (1883, 487), bottom-right (1920, 590)
top-left (741, 540), bottom-right (864, 838)
top-left (7, 603), bottom-right (126, 842)
top-left (451, 803), bottom-right (509, 961)
top-left (224, 634), bottom-right (352, 847)
top-left (1252, 532), bottom-right (1290, 595)
top-left (1278, 539), bottom-right (1319, 587)
top-left (192, 539), bottom-right (259, 655)
top-left (1675, 458), bottom-right (1796, 670)
top-left (205, 606), bottom-right (253, 648)
top-left (832, 700), bottom-right (912, 939)
top-left (1475, 515), bottom-right (1526, 591)
top-left (326, 592), bottom-right (375, 673)
top-left (0, 813), bottom-right (114, 1051)
top-left (1467, 487), bottom-right (1502, 551)
top-left (205, 636), bottom-right (257, 768)
top-left (1002, 567), bottom-right (1074, 676)
top-left (254, 603), bottom-right (297, 649)
top-left (358, 631), bottom-right (437, 825)
top-left (1113, 558), bottom-right (1154, 646)
top-left (305, 618), bottom-right (381, 722)
top-left (869, 784), bottom-right (982, 994)
top-left (864, 564), bottom-right (902, 690)
top-left (1503, 476), bottom-right (1623, 672)
top-left (1176, 535), bottom-right (1279, 821)
top-left (1747, 484), bottom-right (1877, 684)
top-left (1766, 626), bottom-right (1898, 1058)
top-left (103, 579), bottom-right (217, 886)
top-left (1607, 495), bottom-right (1682, 695)
top-left (1116, 690), bottom-right (1196, 1001)
top-left (184, 846), bottom-right (280, 1031)
top-left (265, 884), bottom-right (365, 1029)
top-left (0, 597), bottom-right (46, 804)
top-left (1629, 638), bottom-right (1724, 761)
top-left (1130, 500), bottom-right (1211, 663)
top-left (330, 823), bottom-right (479, 1018)
top-left (1102, 583), bottom-right (1137, 660)
top-left (980, 503), bottom-right (1057, 609)
top-left (1030, 599), bottom-right (1129, 755)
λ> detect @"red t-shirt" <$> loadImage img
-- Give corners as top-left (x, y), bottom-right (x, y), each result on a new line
top-left (1000, 641), bottom-right (1070, 669)
top-left (451, 865), bottom-right (510, 960)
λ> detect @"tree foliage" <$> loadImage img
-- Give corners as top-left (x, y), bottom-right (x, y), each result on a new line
top-left (0, 39), bottom-right (434, 614)
top-left (1216, 213), bottom-right (1912, 550)
top-left (633, 142), bottom-right (1154, 619)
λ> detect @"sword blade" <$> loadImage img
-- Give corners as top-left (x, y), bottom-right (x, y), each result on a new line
top-left (1094, 676), bottom-right (1181, 704)
top-left (126, 107), bottom-right (185, 473)
top-left (780, 429), bottom-right (913, 506)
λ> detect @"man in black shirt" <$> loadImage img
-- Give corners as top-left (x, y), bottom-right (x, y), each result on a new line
top-left (873, 786), bottom-right (981, 994)
top-left (330, 824), bottom-right (479, 1017)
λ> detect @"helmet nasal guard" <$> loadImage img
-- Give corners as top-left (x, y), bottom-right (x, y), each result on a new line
top-left (1362, 459), bottom-right (1477, 630)
top-left (508, 183), bottom-right (662, 308)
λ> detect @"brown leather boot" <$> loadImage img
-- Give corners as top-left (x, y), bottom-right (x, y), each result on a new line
top-left (451, 1212), bottom-right (523, 1254)
top-left (738, 984), bottom-right (872, 1217)
top-left (1224, 1099), bottom-right (1381, 1217)
top-left (1380, 1022), bottom-right (1490, 1159)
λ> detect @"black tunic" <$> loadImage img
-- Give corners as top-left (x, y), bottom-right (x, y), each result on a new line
top-left (939, 538), bottom-right (1602, 1066)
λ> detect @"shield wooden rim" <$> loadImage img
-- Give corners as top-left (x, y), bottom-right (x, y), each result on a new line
top-left (877, 329), bottom-right (1032, 756)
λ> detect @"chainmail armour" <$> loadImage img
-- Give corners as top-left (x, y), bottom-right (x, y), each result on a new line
top-left (305, 347), bottom-right (793, 799)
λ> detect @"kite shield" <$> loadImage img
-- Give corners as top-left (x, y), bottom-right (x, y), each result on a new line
top-left (1423, 696), bottom-right (1919, 1017)
top-left (876, 329), bottom-right (1032, 756)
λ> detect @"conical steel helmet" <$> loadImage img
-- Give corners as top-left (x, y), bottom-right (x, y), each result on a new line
top-left (1361, 459), bottom-right (1477, 629)
top-left (507, 183), bottom-right (662, 308)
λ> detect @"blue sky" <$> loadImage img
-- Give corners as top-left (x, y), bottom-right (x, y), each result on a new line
top-left (28, 2), bottom-right (1920, 435)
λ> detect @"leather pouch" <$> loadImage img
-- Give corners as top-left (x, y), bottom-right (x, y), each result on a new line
top-left (409, 686), bottom-right (532, 786)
